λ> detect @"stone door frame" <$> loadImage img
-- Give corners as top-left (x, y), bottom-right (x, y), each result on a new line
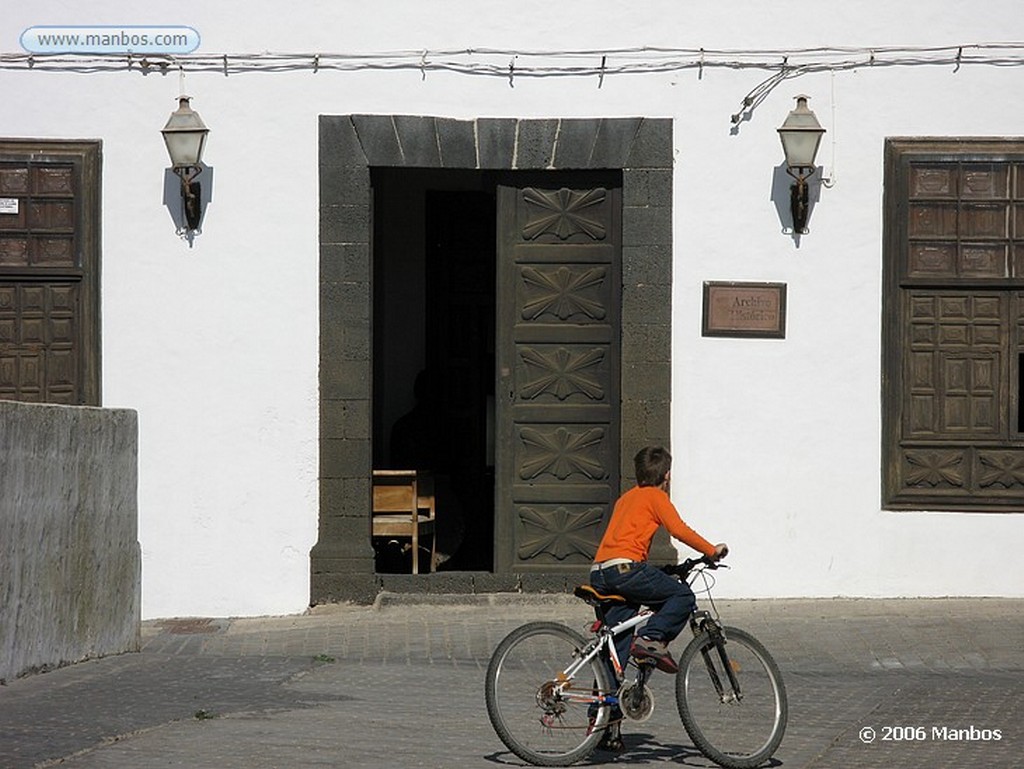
top-left (312, 115), bottom-right (673, 604)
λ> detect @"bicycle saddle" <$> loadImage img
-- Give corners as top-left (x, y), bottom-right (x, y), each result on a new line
top-left (573, 584), bottom-right (627, 607)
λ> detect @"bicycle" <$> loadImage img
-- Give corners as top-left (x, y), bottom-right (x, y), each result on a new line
top-left (484, 556), bottom-right (788, 768)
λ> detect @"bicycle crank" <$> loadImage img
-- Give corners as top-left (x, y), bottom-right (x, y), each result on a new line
top-left (619, 681), bottom-right (655, 721)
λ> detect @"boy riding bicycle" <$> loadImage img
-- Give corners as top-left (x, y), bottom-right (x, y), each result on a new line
top-left (589, 446), bottom-right (727, 750)
top-left (591, 446), bottom-right (728, 670)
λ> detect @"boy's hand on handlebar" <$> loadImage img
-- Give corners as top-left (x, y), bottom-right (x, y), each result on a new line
top-left (712, 543), bottom-right (729, 561)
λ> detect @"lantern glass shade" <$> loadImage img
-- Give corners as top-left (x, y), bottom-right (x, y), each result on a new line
top-left (777, 95), bottom-right (824, 171)
top-left (161, 96), bottom-right (209, 168)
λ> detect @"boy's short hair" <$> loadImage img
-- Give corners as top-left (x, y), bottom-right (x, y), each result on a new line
top-left (634, 446), bottom-right (672, 487)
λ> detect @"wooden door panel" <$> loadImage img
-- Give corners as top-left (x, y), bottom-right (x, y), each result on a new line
top-left (497, 177), bottom-right (621, 571)
top-left (0, 282), bottom-right (80, 402)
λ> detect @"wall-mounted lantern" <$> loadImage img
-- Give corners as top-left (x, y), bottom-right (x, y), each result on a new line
top-left (777, 95), bottom-right (825, 234)
top-left (161, 95), bottom-right (209, 232)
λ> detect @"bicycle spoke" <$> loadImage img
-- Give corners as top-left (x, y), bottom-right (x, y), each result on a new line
top-left (486, 622), bottom-right (613, 767)
top-left (677, 627), bottom-right (788, 769)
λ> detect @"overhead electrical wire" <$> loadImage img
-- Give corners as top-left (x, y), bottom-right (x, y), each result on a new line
top-left (3, 43), bottom-right (1022, 126)
top-left (3, 42), bottom-right (1024, 77)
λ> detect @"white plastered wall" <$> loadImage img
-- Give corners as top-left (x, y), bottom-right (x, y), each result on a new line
top-left (3, 1), bottom-right (1022, 617)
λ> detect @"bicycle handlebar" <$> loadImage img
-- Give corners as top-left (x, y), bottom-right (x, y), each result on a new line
top-left (662, 555), bottom-right (724, 579)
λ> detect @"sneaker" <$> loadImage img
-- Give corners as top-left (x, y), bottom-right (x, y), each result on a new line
top-left (630, 636), bottom-right (678, 674)
top-left (597, 725), bottom-right (626, 753)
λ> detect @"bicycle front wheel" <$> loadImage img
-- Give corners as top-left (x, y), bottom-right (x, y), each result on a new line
top-left (485, 621), bottom-right (614, 767)
top-left (675, 626), bottom-right (787, 769)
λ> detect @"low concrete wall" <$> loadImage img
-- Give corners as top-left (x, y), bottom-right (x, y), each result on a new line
top-left (0, 401), bottom-right (140, 682)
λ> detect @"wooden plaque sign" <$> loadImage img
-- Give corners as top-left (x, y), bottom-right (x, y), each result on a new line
top-left (702, 281), bottom-right (787, 338)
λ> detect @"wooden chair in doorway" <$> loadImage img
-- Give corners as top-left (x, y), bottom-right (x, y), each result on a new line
top-left (371, 470), bottom-right (436, 574)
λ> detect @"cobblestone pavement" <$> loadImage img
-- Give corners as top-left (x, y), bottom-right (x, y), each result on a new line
top-left (0, 596), bottom-right (1021, 769)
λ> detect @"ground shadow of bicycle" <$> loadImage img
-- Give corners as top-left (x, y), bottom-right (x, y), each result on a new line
top-left (484, 733), bottom-right (785, 766)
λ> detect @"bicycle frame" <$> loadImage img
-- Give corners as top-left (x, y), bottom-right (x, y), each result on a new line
top-left (552, 609), bottom-right (653, 707)
top-left (557, 561), bottom-right (725, 707)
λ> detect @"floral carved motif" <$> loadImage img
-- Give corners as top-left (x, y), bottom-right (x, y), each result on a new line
top-left (521, 265), bottom-right (607, 321)
top-left (903, 450), bottom-right (965, 487)
top-left (519, 347), bottom-right (605, 401)
top-left (517, 505), bottom-right (603, 560)
top-left (519, 426), bottom-right (606, 480)
top-left (521, 187), bottom-right (607, 241)
top-left (976, 451), bottom-right (1024, 488)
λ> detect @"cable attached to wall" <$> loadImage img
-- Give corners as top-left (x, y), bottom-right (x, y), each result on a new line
top-left (3, 42), bottom-right (1023, 128)
top-left (4, 42), bottom-right (1024, 77)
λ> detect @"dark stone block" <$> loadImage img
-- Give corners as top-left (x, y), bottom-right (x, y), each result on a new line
top-left (590, 118), bottom-right (642, 168)
top-left (623, 283), bottom-right (672, 323)
top-left (623, 168), bottom-right (672, 206)
top-left (377, 574), bottom-right (438, 594)
top-left (342, 319), bottom-right (371, 360)
top-left (351, 115), bottom-right (403, 166)
top-left (622, 204), bottom-right (672, 247)
top-left (320, 401), bottom-right (370, 441)
top-left (316, 517), bottom-right (374, 550)
top-left (309, 566), bottom-right (377, 605)
top-left (552, 119), bottom-right (601, 169)
top-left (320, 281), bottom-right (370, 324)
top-left (394, 115), bottom-right (440, 166)
top-left (518, 571), bottom-right (588, 594)
top-left (426, 572), bottom-right (478, 593)
top-left (626, 118), bottom-right (673, 169)
top-left (619, 399), bottom-right (670, 467)
top-left (472, 572), bottom-right (520, 593)
top-left (320, 358), bottom-right (371, 401)
top-left (320, 438), bottom-right (371, 479)
top-left (621, 362), bottom-right (671, 401)
top-left (320, 243), bottom-right (370, 284)
top-left (437, 118), bottom-right (477, 168)
top-left (622, 323), bottom-right (671, 363)
top-left (477, 118), bottom-right (516, 168)
top-left (320, 320), bottom-right (370, 383)
top-left (319, 165), bottom-right (371, 209)
top-left (648, 529), bottom-right (676, 563)
top-left (319, 116), bottom-right (368, 181)
top-left (515, 119), bottom-right (559, 169)
top-left (620, 400), bottom-right (653, 445)
top-left (622, 245), bottom-right (671, 286)
top-left (320, 204), bottom-right (370, 245)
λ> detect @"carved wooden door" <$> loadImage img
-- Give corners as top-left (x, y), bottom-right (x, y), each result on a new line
top-left (495, 176), bottom-right (621, 572)
top-left (0, 142), bottom-right (100, 405)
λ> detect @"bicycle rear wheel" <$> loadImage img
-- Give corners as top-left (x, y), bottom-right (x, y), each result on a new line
top-left (485, 621), bottom-right (613, 767)
top-left (675, 626), bottom-right (787, 769)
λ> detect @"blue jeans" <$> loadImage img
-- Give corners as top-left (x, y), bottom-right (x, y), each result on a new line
top-left (590, 561), bottom-right (697, 679)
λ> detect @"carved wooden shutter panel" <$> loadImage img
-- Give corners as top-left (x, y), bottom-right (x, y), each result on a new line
top-left (887, 145), bottom-right (1024, 508)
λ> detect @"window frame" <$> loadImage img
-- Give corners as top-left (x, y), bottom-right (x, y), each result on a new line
top-left (0, 140), bottom-right (101, 406)
top-left (883, 137), bottom-right (1024, 512)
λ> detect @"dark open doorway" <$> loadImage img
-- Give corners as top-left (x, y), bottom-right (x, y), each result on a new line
top-left (372, 168), bottom-right (496, 572)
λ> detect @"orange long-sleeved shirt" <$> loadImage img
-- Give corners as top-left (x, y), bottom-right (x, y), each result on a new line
top-left (594, 485), bottom-right (717, 563)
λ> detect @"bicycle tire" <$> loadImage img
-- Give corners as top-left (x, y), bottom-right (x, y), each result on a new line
top-left (675, 626), bottom-right (787, 769)
top-left (485, 621), bottom-right (614, 767)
